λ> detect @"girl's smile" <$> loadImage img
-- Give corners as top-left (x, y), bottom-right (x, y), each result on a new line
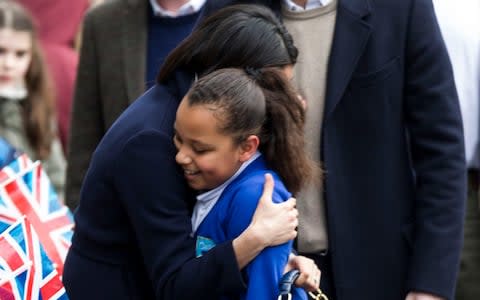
top-left (183, 168), bottom-right (201, 181)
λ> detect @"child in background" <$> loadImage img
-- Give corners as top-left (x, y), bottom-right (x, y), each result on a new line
top-left (17, 0), bottom-right (89, 151)
top-left (174, 67), bottom-right (320, 299)
top-left (0, 0), bottom-right (65, 196)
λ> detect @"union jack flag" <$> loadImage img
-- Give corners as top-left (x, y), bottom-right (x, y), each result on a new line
top-left (0, 154), bottom-right (33, 184)
top-left (0, 161), bottom-right (73, 275)
top-left (0, 137), bottom-right (21, 170)
top-left (0, 217), bottom-right (68, 300)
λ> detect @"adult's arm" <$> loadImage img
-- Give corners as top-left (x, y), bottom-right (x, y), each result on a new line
top-left (114, 131), bottom-right (297, 299)
top-left (404, 0), bottom-right (466, 298)
top-left (65, 9), bottom-right (104, 210)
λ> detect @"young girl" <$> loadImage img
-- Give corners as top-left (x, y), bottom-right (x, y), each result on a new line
top-left (174, 67), bottom-right (320, 299)
top-left (0, 0), bottom-right (65, 196)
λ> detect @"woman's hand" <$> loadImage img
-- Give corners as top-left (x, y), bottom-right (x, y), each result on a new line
top-left (232, 173), bottom-right (298, 269)
top-left (285, 254), bottom-right (321, 292)
top-left (250, 173), bottom-right (298, 247)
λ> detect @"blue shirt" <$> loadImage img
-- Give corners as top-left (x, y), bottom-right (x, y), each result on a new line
top-left (195, 156), bottom-right (307, 300)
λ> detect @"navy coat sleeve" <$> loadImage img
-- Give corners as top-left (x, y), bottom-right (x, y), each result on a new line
top-left (113, 130), bottom-right (245, 299)
top-left (404, 0), bottom-right (466, 297)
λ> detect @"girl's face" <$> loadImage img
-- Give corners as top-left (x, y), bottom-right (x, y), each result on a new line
top-left (174, 99), bottom-right (254, 191)
top-left (0, 28), bottom-right (32, 89)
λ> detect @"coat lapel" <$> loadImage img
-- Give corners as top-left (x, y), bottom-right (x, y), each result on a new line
top-left (324, 0), bottom-right (372, 120)
top-left (123, 0), bottom-right (147, 104)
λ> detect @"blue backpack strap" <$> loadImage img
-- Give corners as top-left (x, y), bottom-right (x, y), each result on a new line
top-left (277, 269), bottom-right (301, 300)
top-left (278, 269), bottom-right (330, 300)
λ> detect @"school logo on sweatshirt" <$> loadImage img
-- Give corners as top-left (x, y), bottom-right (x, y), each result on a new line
top-left (195, 236), bottom-right (216, 257)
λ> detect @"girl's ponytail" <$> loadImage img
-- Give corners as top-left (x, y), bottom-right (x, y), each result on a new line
top-left (248, 67), bottom-right (319, 194)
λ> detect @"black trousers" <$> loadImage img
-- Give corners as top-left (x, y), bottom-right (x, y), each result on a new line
top-left (455, 169), bottom-right (480, 300)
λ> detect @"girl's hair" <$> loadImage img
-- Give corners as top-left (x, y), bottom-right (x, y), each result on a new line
top-left (157, 4), bottom-right (298, 83)
top-left (185, 68), bottom-right (319, 194)
top-left (0, 0), bottom-right (55, 159)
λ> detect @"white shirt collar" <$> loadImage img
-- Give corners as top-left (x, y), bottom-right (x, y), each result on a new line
top-left (282, 0), bottom-right (331, 12)
top-left (191, 152), bottom-right (261, 235)
top-left (149, 0), bottom-right (206, 17)
top-left (0, 80), bottom-right (27, 101)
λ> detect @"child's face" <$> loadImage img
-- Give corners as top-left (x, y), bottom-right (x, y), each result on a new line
top-left (174, 99), bottom-right (248, 191)
top-left (0, 28), bottom-right (32, 89)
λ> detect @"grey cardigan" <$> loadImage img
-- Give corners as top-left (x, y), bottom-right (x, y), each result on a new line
top-left (0, 98), bottom-right (66, 198)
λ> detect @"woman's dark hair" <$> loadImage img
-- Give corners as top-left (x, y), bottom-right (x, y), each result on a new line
top-left (0, 0), bottom-right (55, 160)
top-left (157, 4), bottom-right (298, 83)
top-left (185, 68), bottom-right (319, 194)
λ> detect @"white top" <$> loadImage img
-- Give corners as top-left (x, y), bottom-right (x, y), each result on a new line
top-left (433, 0), bottom-right (480, 168)
top-left (283, 0), bottom-right (332, 11)
top-left (191, 152), bottom-right (261, 235)
top-left (149, 0), bottom-right (206, 17)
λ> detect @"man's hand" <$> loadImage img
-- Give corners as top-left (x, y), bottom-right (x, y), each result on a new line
top-left (285, 254), bottom-right (321, 292)
top-left (405, 292), bottom-right (444, 300)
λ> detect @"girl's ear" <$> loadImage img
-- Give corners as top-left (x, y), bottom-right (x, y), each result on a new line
top-left (239, 135), bottom-right (260, 162)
